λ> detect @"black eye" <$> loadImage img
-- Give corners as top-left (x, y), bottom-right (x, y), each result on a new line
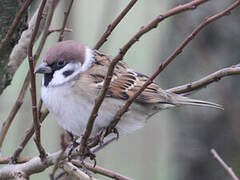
top-left (57, 60), bottom-right (66, 67)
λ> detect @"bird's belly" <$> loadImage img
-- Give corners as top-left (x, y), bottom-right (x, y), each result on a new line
top-left (41, 85), bottom-right (148, 136)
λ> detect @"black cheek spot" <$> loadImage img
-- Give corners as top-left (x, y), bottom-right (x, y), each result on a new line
top-left (63, 70), bottom-right (74, 77)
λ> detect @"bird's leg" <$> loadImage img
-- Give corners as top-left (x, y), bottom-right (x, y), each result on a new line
top-left (105, 127), bottom-right (119, 140)
top-left (87, 127), bottom-right (107, 148)
top-left (112, 127), bottom-right (119, 140)
top-left (67, 132), bottom-right (80, 161)
top-left (84, 147), bottom-right (97, 167)
top-left (97, 127), bottom-right (107, 146)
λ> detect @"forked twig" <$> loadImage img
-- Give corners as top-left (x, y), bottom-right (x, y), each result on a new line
top-left (167, 64), bottom-right (240, 94)
top-left (211, 149), bottom-right (239, 180)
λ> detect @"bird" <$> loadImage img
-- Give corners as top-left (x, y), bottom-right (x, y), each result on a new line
top-left (35, 40), bottom-right (222, 137)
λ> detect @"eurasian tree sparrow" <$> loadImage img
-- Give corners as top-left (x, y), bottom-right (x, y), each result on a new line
top-left (35, 40), bottom-right (222, 136)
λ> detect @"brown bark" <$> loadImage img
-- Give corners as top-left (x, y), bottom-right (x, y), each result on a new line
top-left (0, 0), bottom-right (28, 95)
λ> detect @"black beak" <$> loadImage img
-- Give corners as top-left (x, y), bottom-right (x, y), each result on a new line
top-left (35, 63), bottom-right (52, 74)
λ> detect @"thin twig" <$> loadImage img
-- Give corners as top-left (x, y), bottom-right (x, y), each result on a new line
top-left (34, 0), bottom-right (58, 63)
top-left (91, 136), bottom-right (117, 153)
top-left (3, 0), bottom-right (65, 163)
top-left (167, 64), bottom-right (240, 94)
top-left (50, 134), bottom-right (68, 180)
top-left (0, 75), bottom-right (30, 151)
top-left (10, 109), bottom-right (49, 163)
top-left (0, 0), bottom-right (53, 153)
top-left (107, 0), bottom-right (240, 132)
top-left (94, 0), bottom-right (138, 50)
top-left (211, 149), bottom-right (239, 180)
top-left (48, 27), bottom-right (72, 35)
top-left (0, 0), bottom-right (33, 52)
top-left (0, 157), bottom-right (30, 164)
top-left (0, 135), bottom-right (116, 166)
top-left (79, 0), bottom-right (209, 156)
top-left (27, 0), bottom-right (48, 160)
top-left (58, 0), bottom-right (74, 42)
top-left (72, 160), bottom-right (133, 180)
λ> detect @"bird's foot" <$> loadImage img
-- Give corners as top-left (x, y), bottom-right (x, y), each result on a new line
top-left (106, 127), bottom-right (119, 140)
top-left (97, 127), bottom-right (107, 146)
top-left (67, 136), bottom-right (80, 161)
top-left (84, 147), bottom-right (97, 167)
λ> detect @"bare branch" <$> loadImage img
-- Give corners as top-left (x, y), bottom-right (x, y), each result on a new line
top-left (79, 0), bottom-right (209, 156)
top-left (211, 149), bottom-right (239, 180)
top-left (61, 162), bottom-right (98, 180)
top-left (0, 0), bottom-right (33, 52)
top-left (50, 134), bottom-right (68, 180)
top-left (10, 109), bottom-right (49, 163)
top-left (94, 0), bottom-right (138, 50)
top-left (28, 0), bottom-right (57, 159)
top-left (72, 160), bottom-right (133, 180)
top-left (48, 27), bottom-right (72, 35)
top-left (58, 0), bottom-right (74, 42)
top-left (6, 0), bottom-right (53, 85)
top-left (0, 75), bottom-right (30, 151)
top-left (13, 171), bottom-right (28, 180)
top-left (0, 0), bottom-right (59, 153)
top-left (0, 157), bottom-right (30, 164)
top-left (0, 135), bottom-right (119, 178)
top-left (107, 0), bottom-right (240, 132)
top-left (167, 64), bottom-right (240, 94)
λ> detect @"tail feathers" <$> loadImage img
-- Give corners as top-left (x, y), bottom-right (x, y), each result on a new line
top-left (171, 95), bottom-right (224, 110)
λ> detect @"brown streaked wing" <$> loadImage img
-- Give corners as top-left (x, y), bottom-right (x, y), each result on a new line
top-left (91, 50), bottom-right (169, 104)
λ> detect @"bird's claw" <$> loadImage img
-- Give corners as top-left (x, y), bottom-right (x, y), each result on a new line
top-left (67, 137), bottom-right (80, 161)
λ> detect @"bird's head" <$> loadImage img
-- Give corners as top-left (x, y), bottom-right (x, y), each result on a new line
top-left (35, 40), bottom-right (93, 87)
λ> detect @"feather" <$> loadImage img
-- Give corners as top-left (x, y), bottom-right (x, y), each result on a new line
top-left (89, 50), bottom-right (223, 110)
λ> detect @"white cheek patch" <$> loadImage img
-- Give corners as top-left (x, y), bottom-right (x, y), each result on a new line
top-left (47, 47), bottom-right (94, 87)
top-left (82, 48), bottom-right (94, 71)
top-left (48, 63), bottom-right (82, 87)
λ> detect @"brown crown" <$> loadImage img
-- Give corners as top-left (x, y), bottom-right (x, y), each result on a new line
top-left (43, 40), bottom-right (86, 65)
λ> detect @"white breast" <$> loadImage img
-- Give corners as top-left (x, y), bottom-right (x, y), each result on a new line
top-left (41, 82), bottom-right (149, 136)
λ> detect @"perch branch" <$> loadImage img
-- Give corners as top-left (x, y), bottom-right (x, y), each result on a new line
top-left (79, 0), bottom-right (209, 156)
top-left (211, 149), bottom-right (239, 180)
top-left (61, 162), bottom-right (98, 180)
top-left (94, 0), bottom-right (138, 50)
top-left (72, 160), bottom-right (133, 180)
top-left (167, 64), bottom-right (240, 94)
top-left (107, 0), bottom-right (240, 131)
top-left (0, 136), bottom-right (118, 179)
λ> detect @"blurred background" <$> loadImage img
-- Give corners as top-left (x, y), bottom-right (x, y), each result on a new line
top-left (0, 0), bottom-right (240, 179)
